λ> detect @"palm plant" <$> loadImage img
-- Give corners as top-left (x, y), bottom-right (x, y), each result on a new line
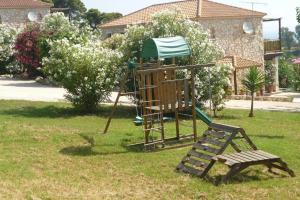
top-left (242, 67), bottom-right (265, 117)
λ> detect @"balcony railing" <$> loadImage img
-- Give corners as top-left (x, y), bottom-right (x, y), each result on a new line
top-left (264, 40), bottom-right (282, 53)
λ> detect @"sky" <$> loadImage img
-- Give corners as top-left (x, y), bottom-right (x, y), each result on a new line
top-left (82, 0), bottom-right (300, 39)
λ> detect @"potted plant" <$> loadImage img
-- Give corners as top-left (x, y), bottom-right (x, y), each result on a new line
top-left (264, 61), bottom-right (276, 93)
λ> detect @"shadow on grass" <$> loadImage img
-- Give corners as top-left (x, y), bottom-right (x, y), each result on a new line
top-left (248, 134), bottom-right (285, 139)
top-left (0, 104), bottom-right (136, 119)
top-left (203, 168), bottom-right (288, 186)
top-left (60, 133), bottom-right (131, 156)
top-left (211, 114), bottom-right (242, 120)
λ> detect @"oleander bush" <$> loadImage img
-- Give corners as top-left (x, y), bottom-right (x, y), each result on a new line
top-left (43, 39), bottom-right (122, 112)
top-left (0, 24), bottom-right (19, 74)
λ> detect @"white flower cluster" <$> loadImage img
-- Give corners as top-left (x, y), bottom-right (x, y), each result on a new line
top-left (0, 24), bottom-right (18, 63)
top-left (43, 38), bottom-right (122, 111)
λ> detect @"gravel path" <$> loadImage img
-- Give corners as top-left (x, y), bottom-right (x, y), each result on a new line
top-left (1, 77), bottom-right (299, 112)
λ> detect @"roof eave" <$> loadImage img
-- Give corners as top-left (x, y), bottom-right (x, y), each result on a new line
top-left (100, 14), bottom-right (266, 29)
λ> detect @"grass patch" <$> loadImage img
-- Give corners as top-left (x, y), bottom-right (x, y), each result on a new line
top-left (0, 100), bottom-right (299, 199)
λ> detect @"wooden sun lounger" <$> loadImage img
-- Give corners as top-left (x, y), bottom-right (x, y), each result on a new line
top-left (214, 150), bottom-right (295, 183)
top-left (176, 123), bottom-right (295, 184)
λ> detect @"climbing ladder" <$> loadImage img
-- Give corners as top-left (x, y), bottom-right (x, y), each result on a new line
top-left (176, 123), bottom-right (242, 178)
top-left (138, 72), bottom-right (165, 149)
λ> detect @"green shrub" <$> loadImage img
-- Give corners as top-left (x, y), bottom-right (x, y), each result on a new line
top-left (0, 24), bottom-right (18, 74)
top-left (43, 39), bottom-right (122, 112)
top-left (279, 56), bottom-right (295, 88)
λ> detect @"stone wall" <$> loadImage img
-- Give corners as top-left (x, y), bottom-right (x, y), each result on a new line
top-left (198, 17), bottom-right (264, 65)
top-left (101, 26), bottom-right (126, 39)
top-left (101, 17), bottom-right (264, 65)
top-left (0, 8), bottom-right (50, 24)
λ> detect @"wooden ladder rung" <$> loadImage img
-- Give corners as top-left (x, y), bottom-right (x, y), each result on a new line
top-left (144, 127), bottom-right (163, 132)
top-left (193, 143), bottom-right (220, 154)
top-left (204, 130), bottom-right (230, 140)
top-left (183, 157), bottom-right (209, 168)
top-left (188, 150), bottom-right (213, 161)
top-left (200, 138), bottom-right (225, 147)
top-left (177, 163), bottom-right (204, 177)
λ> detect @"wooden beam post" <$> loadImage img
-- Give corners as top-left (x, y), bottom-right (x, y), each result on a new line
top-left (191, 69), bottom-right (197, 142)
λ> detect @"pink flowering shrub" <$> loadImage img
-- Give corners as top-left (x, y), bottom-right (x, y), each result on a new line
top-left (14, 25), bottom-right (42, 77)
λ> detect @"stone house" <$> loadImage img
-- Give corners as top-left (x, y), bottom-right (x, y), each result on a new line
top-left (0, 0), bottom-right (52, 24)
top-left (100, 0), bottom-right (282, 94)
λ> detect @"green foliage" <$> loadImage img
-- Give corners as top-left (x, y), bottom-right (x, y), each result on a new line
top-left (295, 25), bottom-right (300, 45)
top-left (297, 7), bottom-right (300, 23)
top-left (293, 65), bottom-right (300, 91)
top-left (43, 39), bottom-right (122, 112)
top-left (242, 67), bottom-right (265, 94)
top-left (85, 9), bottom-right (103, 28)
top-left (279, 55), bottom-right (295, 88)
top-left (281, 27), bottom-right (297, 50)
top-left (84, 9), bottom-right (122, 28)
top-left (53, 0), bottom-right (86, 19)
top-left (40, 13), bottom-right (120, 112)
top-left (205, 65), bottom-right (232, 117)
top-left (264, 60), bottom-right (276, 87)
top-left (242, 67), bottom-right (264, 117)
top-left (0, 24), bottom-right (19, 74)
top-left (101, 12), bottom-right (122, 24)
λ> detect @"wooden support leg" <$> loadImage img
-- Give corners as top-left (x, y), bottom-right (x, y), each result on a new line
top-left (220, 164), bottom-right (248, 184)
top-left (102, 70), bottom-right (129, 134)
top-left (274, 159), bottom-right (295, 177)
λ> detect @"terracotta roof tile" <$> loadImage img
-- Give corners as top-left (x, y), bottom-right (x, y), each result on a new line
top-left (101, 0), bottom-right (266, 28)
top-left (219, 56), bottom-right (263, 69)
top-left (0, 0), bottom-right (52, 9)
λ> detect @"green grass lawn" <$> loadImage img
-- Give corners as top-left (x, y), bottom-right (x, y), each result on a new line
top-left (0, 100), bottom-right (299, 199)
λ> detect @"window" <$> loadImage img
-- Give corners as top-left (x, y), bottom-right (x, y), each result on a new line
top-left (107, 33), bottom-right (112, 38)
top-left (210, 27), bottom-right (216, 39)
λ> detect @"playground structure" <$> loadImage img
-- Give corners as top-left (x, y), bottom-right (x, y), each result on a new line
top-left (103, 36), bottom-right (213, 149)
top-left (103, 36), bottom-right (294, 183)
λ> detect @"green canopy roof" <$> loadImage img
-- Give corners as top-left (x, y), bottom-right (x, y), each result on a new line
top-left (141, 36), bottom-right (191, 59)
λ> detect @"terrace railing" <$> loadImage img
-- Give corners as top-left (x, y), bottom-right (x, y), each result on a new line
top-left (264, 40), bottom-right (281, 53)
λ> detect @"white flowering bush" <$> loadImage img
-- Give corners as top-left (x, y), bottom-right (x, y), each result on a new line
top-left (106, 9), bottom-right (230, 114)
top-left (195, 64), bottom-right (232, 117)
top-left (43, 39), bottom-right (122, 112)
top-left (0, 24), bottom-right (19, 74)
top-left (39, 12), bottom-right (101, 59)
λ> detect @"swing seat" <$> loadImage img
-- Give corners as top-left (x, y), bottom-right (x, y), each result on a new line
top-left (133, 116), bottom-right (174, 126)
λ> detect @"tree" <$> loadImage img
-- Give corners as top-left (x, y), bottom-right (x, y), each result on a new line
top-left (295, 25), bottom-right (300, 45)
top-left (281, 27), bottom-right (296, 50)
top-left (102, 12), bottom-right (122, 24)
top-left (242, 67), bottom-right (265, 117)
top-left (85, 9), bottom-right (103, 28)
top-left (44, 0), bottom-right (87, 19)
top-left (297, 7), bottom-right (300, 23)
top-left (85, 9), bottom-right (122, 28)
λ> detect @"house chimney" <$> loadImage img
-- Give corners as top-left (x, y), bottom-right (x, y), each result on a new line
top-left (196, 0), bottom-right (202, 17)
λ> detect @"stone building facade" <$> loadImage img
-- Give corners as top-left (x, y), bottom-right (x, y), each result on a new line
top-left (199, 17), bottom-right (264, 65)
top-left (0, 0), bottom-right (52, 24)
top-left (0, 8), bottom-right (50, 24)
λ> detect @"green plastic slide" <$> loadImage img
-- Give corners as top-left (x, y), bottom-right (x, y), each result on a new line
top-left (195, 107), bottom-right (213, 125)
